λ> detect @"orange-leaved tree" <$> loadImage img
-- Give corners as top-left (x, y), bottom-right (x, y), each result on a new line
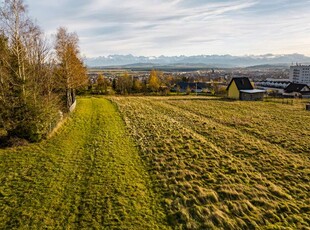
top-left (54, 27), bottom-right (87, 110)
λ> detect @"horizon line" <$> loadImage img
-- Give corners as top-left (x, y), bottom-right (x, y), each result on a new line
top-left (84, 53), bottom-right (310, 58)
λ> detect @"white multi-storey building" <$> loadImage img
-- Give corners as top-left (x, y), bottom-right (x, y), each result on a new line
top-left (289, 64), bottom-right (310, 85)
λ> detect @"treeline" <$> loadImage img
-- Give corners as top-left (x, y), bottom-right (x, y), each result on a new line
top-left (113, 69), bottom-right (172, 95)
top-left (89, 69), bottom-right (179, 95)
top-left (0, 0), bottom-right (87, 144)
top-left (88, 69), bottom-right (226, 96)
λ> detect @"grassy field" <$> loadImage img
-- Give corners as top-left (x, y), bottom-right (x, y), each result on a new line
top-left (0, 98), bottom-right (169, 229)
top-left (1, 96), bottom-right (309, 229)
top-left (111, 96), bottom-right (310, 229)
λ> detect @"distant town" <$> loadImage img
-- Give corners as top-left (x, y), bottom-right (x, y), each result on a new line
top-left (87, 63), bottom-right (310, 99)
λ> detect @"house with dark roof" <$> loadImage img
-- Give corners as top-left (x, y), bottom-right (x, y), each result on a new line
top-left (283, 83), bottom-right (310, 98)
top-left (227, 77), bottom-right (265, 101)
top-left (173, 82), bottom-right (209, 93)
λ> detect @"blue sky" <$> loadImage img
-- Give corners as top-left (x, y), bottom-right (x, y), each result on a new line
top-left (26, 0), bottom-right (310, 57)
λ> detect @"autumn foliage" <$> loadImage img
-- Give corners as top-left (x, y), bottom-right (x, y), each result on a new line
top-left (0, 0), bottom-right (87, 143)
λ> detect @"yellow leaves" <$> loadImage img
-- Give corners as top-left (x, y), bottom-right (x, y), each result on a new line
top-left (55, 27), bottom-right (87, 90)
top-left (148, 69), bottom-right (160, 92)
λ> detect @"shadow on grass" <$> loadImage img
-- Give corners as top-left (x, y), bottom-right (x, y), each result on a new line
top-left (0, 135), bottom-right (29, 149)
top-left (0, 135), bottom-right (9, 148)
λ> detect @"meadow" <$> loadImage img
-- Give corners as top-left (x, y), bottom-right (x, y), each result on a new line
top-left (0, 96), bottom-right (309, 229)
top-left (0, 98), bottom-right (168, 229)
top-left (111, 96), bottom-right (310, 229)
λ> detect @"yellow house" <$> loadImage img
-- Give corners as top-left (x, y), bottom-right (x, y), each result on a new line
top-left (227, 77), bottom-right (265, 100)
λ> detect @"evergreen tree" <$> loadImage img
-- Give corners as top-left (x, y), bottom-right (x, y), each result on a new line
top-left (0, 0), bottom-right (60, 142)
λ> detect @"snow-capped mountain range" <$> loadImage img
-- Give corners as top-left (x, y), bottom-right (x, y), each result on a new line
top-left (85, 53), bottom-right (310, 68)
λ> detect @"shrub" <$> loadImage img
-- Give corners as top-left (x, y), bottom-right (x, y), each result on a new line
top-left (7, 99), bottom-right (59, 143)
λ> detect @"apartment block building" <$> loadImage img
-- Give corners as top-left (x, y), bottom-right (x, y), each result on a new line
top-left (289, 64), bottom-right (310, 85)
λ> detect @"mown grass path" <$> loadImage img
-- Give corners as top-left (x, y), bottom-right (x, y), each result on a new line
top-left (0, 98), bottom-right (169, 229)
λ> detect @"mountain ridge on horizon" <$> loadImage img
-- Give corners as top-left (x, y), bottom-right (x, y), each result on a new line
top-left (85, 53), bottom-right (310, 68)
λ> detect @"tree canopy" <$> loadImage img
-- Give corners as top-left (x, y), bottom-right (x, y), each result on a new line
top-left (0, 0), bottom-right (87, 144)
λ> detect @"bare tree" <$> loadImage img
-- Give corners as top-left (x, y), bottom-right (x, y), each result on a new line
top-left (116, 72), bottom-right (132, 94)
top-left (0, 0), bottom-right (32, 99)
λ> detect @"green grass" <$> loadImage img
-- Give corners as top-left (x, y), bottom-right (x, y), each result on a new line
top-left (0, 98), bottom-right (169, 229)
top-left (111, 96), bottom-right (310, 229)
top-left (1, 96), bottom-right (309, 229)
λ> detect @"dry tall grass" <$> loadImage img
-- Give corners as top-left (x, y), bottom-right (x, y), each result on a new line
top-left (112, 96), bottom-right (310, 229)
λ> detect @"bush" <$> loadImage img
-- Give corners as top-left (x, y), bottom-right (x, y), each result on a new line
top-left (7, 99), bottom-right (60, 143)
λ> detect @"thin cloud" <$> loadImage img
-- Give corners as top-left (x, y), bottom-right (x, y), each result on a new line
top-left (25, 0), bottom-right (310, 57)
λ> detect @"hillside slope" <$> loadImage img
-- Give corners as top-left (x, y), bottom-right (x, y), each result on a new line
top-left (0, 98), bottom-right (169, 229)
top-left (1, 96), bottom-right (309, 229)
top-left (112, 96), bottom-right (310, 229)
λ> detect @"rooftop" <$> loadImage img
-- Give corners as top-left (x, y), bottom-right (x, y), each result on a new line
top-left (240, 89), bottom-right (266, 94)
top-left (227, 77), bottom-right (253, 91)
top-left (285, 83), bottom-right (310, 93)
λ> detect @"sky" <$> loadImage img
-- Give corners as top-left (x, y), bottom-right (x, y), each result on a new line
top-left (25, 0), bottom-right (310, 57)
